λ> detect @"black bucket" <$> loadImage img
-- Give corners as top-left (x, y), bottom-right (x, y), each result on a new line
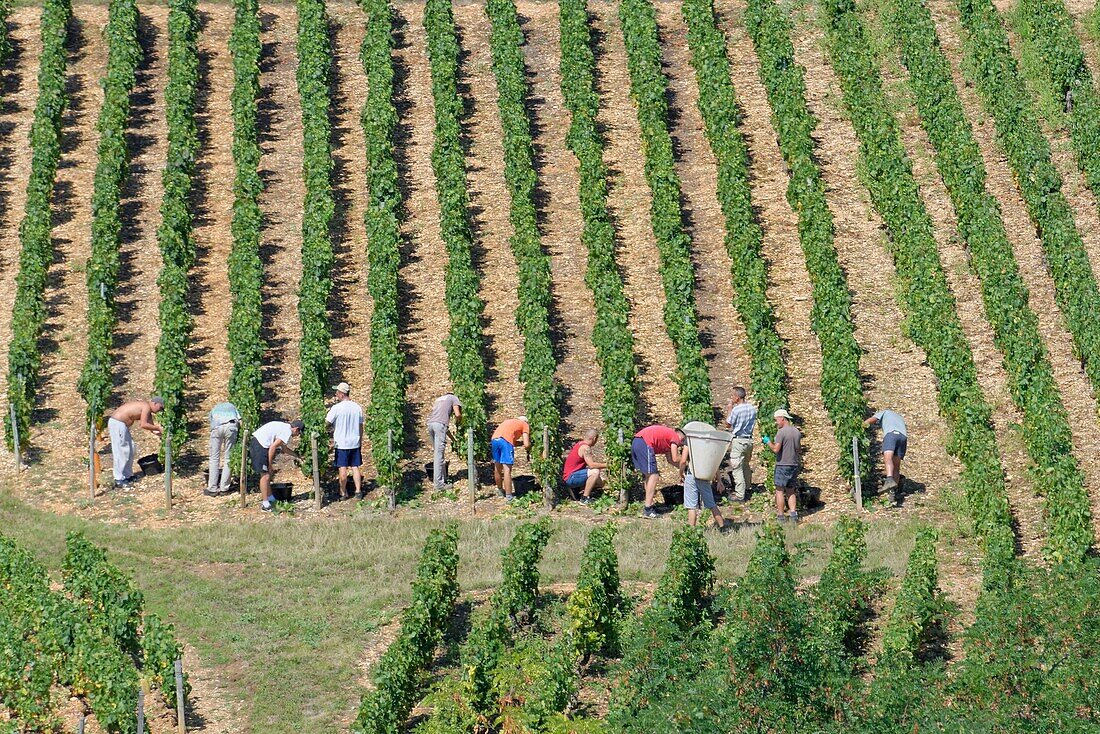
top-left (424, 460), bottom-right (450, 481)
top-left (661, 485), bottom-right (684, 506)
top-left (271, 482), bottom-right (293, 502)
top-left (137, 454), bottom-right (163, 476)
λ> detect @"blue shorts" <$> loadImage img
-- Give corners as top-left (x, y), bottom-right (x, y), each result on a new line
top-left (774, 464), bottom-right (799, 489)
top-left (631, 437), bottom-right (657, 475)
top-left (565, 468), bottom-right (589, 488)
top-left (335, 447), bottom-right (362, 468)
top-left (683, 474), bottom-right (716, 510)
top-left (882, 431), bottom-right (907, 459)
top-left (491, 437), bottom-right (515, 465)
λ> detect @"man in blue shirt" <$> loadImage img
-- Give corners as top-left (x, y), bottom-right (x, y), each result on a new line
top-left (864, 409), bottom-right (908, 501)
top-left (721, 386), bottom-right (757, 502)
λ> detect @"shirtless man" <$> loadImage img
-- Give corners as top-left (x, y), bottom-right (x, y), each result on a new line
top-left (108, 397), bottom-right (164, 488)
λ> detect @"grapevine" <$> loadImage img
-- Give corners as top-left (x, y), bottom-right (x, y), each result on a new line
top-left (618, 0), bottom-right (712, 422)
top-left (78, 0), bottom-right (142, 427)
top-left (485, 0), bottom-right (564, 494)
top-left (4, 0), bottom-right (72, 451)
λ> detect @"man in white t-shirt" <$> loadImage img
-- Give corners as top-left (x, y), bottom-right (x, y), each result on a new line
top-left (326, 382), bottom-right (365, 499)
top-left (251, 419), bottom-right (304, 512)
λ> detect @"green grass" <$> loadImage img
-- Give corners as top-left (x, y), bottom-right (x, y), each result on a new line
top-left (0, 488), bottom-right (922, 732)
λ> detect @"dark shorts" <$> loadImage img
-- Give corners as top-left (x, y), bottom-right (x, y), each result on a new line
top-left (882, 432), bottom-right (907, 459)
top-left (491, 437), bottom-right (515, 465)
top-left (250, 436), bottom-right (270, 474)
top-left (335, 446), bottom-right (362, 468)
top-left (774, 464), bottom-right (799, 489)
top-left (631, 437), bottom-right (658, 475)
top-left (564, 468), bottom-right (589, 488)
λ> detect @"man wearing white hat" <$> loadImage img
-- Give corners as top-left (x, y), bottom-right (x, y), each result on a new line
top-left (326, 382), bottom-right (364, 499)
top-left (763, 409), bottom-right (802, 523)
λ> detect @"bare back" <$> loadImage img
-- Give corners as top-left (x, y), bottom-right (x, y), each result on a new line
top-left (111, 401), bottom-right (151, 428)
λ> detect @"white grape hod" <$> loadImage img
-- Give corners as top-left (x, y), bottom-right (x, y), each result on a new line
top-left (681, 421), bottom-right (734, 482)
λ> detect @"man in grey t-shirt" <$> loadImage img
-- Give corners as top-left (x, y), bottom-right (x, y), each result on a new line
top-left (764, 409), bottom-right (802, 523)
top-left (864, 409), bottom-right (907, 501)
top-left (427, 392), bottom-right (463, 489)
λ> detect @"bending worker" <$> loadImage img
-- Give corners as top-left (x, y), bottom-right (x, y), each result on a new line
top-left (251, 419), bottom-right (304, 512)
top-left (631, 424), bottom-right (685, 519)
top-left (108, 397), bottom-right (164, 488)
top-left (863, 408), bottom-right (907, 500)
top-left (206, 401), bottom-right (241, 496)
top-left (492, 416), bottom-right (530, 501)
top-left (427, 391), bottom-right (463, 490)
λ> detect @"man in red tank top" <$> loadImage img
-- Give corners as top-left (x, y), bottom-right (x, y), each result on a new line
top-left (562, 429), bottom-right (607, 504)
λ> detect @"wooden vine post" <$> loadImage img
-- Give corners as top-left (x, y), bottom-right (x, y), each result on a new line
top-left (9, 403), bottom-right (20, 472)
top-left (852, 436), bottom-right (863, 511)
top-left (174, 658), bottom-right (187, 734)
top-left (542, 425), bottom-right (553, 509)
top-left (88, 422), bottom-right (96, 503)
top-left (136, 688), bottom-right (145, 734)
top-left (387, 429), bottom-right (396, 511)
top-left (618, 428), bottom-right (628, 508)
top-left (311, 431), bottom-right (321, 511)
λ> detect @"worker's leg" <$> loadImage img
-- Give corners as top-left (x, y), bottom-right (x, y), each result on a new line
top-left (352, 466), bottom-right (363, 496)
top-left (775, 487), bottom-right (786, 518)
top-left (429, 422), bottom-right (446, 488)
top-left (208, 427), bottom-right (222, 491)
top-left (687, 509), bottom-right (699, 526)
top-left (494, 462), bottom-right (503, 493)
top-left (220, 428), bottom-right (237, 491)
top-left (710, 507), bottom-right (726, 528)
top-left (698, 480), bottom-right (723, 529)
top-left (644, 472), bottom-right (660, 508)
top-left (728, 439), bottom-right (752, 501)
top-left (338, 466), bottom-right (348, 498)
top-left (109, 419), bottom-right (133, 482)
top-left (786, 488), bottom-right (797, 513)
top-left (260, 470), bottom-right (272, 504)
top-left (502, 463), bottom-right (514, 497)
top-left (583, 470), bottom-right (601, 498)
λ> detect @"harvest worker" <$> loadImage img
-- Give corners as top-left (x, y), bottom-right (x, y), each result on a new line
top-left (491, 416), bottom-right (530, 501)
top-left (764, 409), bottom-right (801, 523)
top-left (108, 397), bottom-right (164, 489)
top-left (327, 382), bottom-right (365, 500)
top-left (631, 424), bottom-right (686, 520)
top-left (205, 402), bottom-right (241, 497)
top-left (863, 408), bottom-right (907, 501)
top-left (721, 386), bottom-right (757, 502)
top-left (562, 429), bottom-right (607, 505)
top-left (427, 391), bottom-right (463, 490)
top-left (680, 441), bottom-right (731, 533)
top-left (251, 419), bottom-right (305, 512)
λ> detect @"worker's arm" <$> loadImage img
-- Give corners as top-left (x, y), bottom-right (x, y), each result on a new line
top-left (580, 445), bottom-right (607, 470)
top-left (669, 443), bottom-right (684, 465)
top-left (767, 437), bottom-right (781, 455)
top-left (862, 416), bottom-right (878, 429)
top-left (453, 405), bottom-right (462, 423)
top-left (138, 405), bottom-right (162, 435)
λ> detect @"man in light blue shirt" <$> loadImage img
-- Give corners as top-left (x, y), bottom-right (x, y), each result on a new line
top-left (207, 402), bottom-right (241, 496)
top-left (864, 409), bottom-right (907, 500)
top-left (722, 386), bottom-right (757, 502)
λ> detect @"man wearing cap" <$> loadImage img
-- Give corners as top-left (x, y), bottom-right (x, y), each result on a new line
top-left (107, 397), bottom-right (164, 488)
top-left (427, 391), bottom-right (463, 490)
top-left (206, 401), bottom-right (241, 496)
top-left (326, 382), bottom-right (365, 499)
top-left (721, 386), bottom-right (757, 502)
top-left (491, 416), bottom-right (530, 501)
top-left (631, 424), bottom-right (686, 519)
top-left (863, 408), bottom-right (907, 502)
top-left (251, 419), bottom-right (304, 512)
top-left (763, 409), bottom-right (801, 523)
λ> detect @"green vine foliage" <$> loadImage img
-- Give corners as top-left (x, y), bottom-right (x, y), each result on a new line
top-left (423, 0), bottom-right (490, 456)
top-left (558, 0), bottom-right (638, 474)
top-left (497, 518), bottom-right (553, 623)
top-left (1015, 0), bottom-right (1100, 213)
top-left (742, 0), bottom-right (871, 479)
top-left (954, 0), bottom-right (1100, 407)
top-left (885, 0), bottom-right (1091, 562)
top-left (485, 0), bottom-right (564, 494)
top-left (353, 523), bottom-right (460, 734)
top-left (877, 527), bottom-right (944, 673)
top-left (141, 613), bottom-right (191, 710)
top-left (0, 0), bottom-right (10, 62)
top-left (681, 0), bottom-right (794, 460)
top-left (816, 0), bottom-right (1011, 540)
top-left (154, 0), bottom-right (200, 449)
top-left (809, 516), bottom-right (880, 667)
top-left (296, 0), bottom-right (336, 467)
top-left (62, 532), bottom-right (144, 657)
top-left (228, 0), bottom-right (265, 438)
top-left (4, 0), bottom-right (72, 452)
top-left (361, 0), bottom-right (406, 490)
top-left (652, 525), bottom-right (715, 631)
top-left (565, 522), bottom-right (622, 661)
top-left (78, 0), bottom-right (142, 428)
top-left (618, 0), bottom-right (712, 423)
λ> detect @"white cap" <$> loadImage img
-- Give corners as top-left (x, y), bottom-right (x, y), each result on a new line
top-left (332, 382), bottom-right (351, 394)
top-left (773, 409), bottom-right (793, 421)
